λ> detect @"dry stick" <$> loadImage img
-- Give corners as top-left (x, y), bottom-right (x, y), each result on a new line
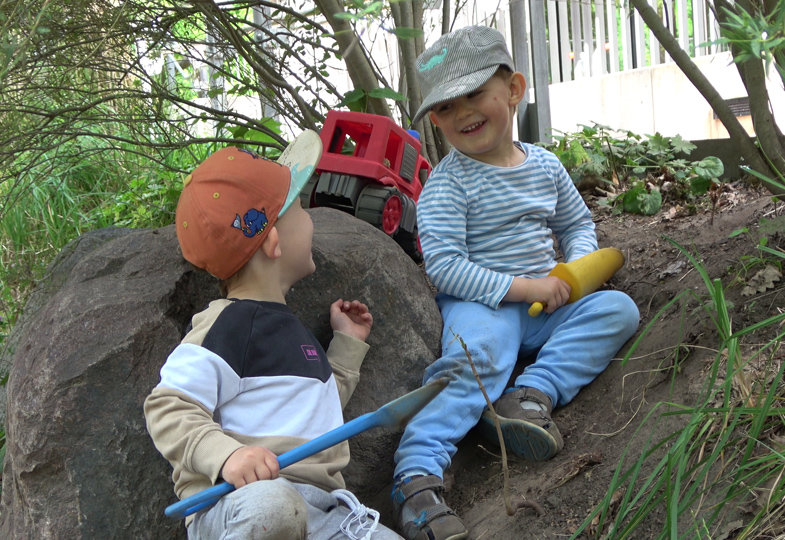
top-left (452, 331), bottom-right (545, 517)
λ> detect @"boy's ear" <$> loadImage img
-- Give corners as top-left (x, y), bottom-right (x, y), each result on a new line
top-left (428, 110), bottom-right (440, 128)
top-left (261, 226), bottom-right (282, 259)
top-left (509, 72), bottom-right (527, 106)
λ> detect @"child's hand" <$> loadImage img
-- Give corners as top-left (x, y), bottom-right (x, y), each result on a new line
top-left (220, 446), bottom-right (280, 488)
top-left (526, 276), bottom-right (571, 313)
top-left (330, 299), bottom-right (373, 341)
top-left (505, 276), bottom-right (571, 313)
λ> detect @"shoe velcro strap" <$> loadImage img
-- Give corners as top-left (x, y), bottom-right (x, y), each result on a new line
top-left (401, 503), bottom-right (457, 539)
top-left (397, 474), bottom-right (445, 500)
top-left (419, 502), bottom-right (456, 522)
top-left (507, 387), bottom-right (553, 413)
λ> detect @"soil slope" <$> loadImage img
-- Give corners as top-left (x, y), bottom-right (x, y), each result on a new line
top-left (440, 183), bottom-right (785, 539)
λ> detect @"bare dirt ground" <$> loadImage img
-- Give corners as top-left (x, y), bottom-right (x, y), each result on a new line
top-left (434, 183), bottom-right (785, 539)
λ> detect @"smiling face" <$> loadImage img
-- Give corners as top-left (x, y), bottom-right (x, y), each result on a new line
top-left (429, 69), bottom-right (526, 166)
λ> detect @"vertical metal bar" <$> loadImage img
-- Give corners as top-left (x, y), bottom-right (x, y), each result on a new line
top-left (606, 0), bottom-right (619, 72)
top-left (694, 0), bottom-right (708, 56)
top-left (530, 0), bottom-right (553, 141)
top-left (634, 2), bottom-right (646, 67)
top-left (547, 0), bottom-right (561, 82)
top-left (558, 0), bottom-right (572, 81)
top-left (707, 2), bottom-right (721, 53)
top-left (570, 0), bottom-right (582, 76)
top-left (678, 0), bottom-right (690, 54)
top-left (596, 0), bottom-right (607, 74)
top-left (648, 0), bottom-right (661, 65)
top-left (620, 0), bottom-right (633, 70)
top-left (581, 0), bottom-right (594, 75)
top-left (510, 0), bottom-right (534, 142)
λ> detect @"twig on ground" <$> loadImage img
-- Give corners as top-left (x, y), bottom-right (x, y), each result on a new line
top-left (452, 330), bottom-right (544, 517)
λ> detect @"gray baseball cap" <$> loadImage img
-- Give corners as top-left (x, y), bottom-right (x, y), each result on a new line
top-left (412, 25), bottom-right (514, 125)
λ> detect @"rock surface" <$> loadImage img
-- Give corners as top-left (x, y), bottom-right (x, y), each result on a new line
top-left (0, 208), bottom-right (441, 539)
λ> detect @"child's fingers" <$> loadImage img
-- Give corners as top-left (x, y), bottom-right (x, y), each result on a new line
top-left (346, 300), bottom-right (369, 313)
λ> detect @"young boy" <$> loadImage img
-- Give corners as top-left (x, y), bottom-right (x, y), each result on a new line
top-left (144, 133), bottom-right (400, 539)
top-left (391, 26), bottom-right (640, 539)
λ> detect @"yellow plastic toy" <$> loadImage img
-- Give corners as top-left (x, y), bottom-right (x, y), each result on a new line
top-left (528, 247), bottom-right (625, 316)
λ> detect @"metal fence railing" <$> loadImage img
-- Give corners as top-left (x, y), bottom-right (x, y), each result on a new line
top-left (544, 0), bottom-right (727, 83)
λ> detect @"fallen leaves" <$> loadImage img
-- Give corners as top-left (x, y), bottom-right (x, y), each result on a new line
top-left (741, 265), bottom-right (783, 297)
top-left (586, 487), bottom-right (626, 538)
top-left (545, 452), bottom-right (604, 490)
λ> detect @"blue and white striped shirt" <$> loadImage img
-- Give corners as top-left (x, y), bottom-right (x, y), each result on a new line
top-left (417, 142), bottom-right (598, 309)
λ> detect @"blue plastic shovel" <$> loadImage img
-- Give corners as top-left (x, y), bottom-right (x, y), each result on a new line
top-left (165, 378), bottom-right (448, 519)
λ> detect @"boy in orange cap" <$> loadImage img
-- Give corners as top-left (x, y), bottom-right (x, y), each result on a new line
top-left (145, 133), bottom-right (400, 539)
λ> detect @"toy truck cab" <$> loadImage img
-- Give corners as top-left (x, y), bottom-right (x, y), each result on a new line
top-left (300, 110), bottom-right (430, 260)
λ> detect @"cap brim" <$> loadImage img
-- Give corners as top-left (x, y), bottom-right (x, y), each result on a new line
top-left (278, 130), bottom-right (323, 216)
top-left (412, 64), bottom-right (501, 125)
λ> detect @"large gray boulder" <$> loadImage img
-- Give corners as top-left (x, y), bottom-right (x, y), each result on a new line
top-left (0, 208), bottom-right (441, 539)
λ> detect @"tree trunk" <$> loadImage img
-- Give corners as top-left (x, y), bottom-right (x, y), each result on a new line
top-left (314, 0), bottom-right (392, 118)
top-left (389, 0), bottom-right (447, 166)
top-left (390, 1), bottom-right (421, 122)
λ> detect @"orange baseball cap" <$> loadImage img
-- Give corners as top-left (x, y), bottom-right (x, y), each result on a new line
top-left (175, 130), bottom-right (322, 279)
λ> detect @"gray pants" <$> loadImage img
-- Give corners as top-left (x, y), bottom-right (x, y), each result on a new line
top-left (187, 477), bottom-right (401, 539)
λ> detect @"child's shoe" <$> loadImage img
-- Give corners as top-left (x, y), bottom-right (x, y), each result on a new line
top-left (478, 387), bottom-right (563, 461)
top-left (391, 474), bottom-right (468, 540)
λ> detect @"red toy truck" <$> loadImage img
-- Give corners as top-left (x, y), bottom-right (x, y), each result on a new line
top-left (300, 110), bottom-right (430, 260)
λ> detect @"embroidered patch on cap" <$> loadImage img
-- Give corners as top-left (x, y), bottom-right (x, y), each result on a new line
top-left (232, 208), bottom-right (269, 238)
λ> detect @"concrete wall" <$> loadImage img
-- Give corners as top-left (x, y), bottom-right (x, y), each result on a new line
top-left (547, 52), bottom-right (784, 141)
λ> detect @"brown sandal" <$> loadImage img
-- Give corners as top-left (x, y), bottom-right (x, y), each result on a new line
top-left (391, 475), bottom-right (468, 540)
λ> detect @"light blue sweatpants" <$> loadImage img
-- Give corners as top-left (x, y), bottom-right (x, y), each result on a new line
top-left (394, 290), bottom-right (639, 478)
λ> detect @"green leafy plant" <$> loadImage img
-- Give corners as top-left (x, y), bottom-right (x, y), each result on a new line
top-left (616, 180), bottom-right (663, 215)
top-left (543, 124), bottom-right (725, 215)
top-left (713, 0), bottom-right (785, 82)
top-left (339, 87), bottom-right (407, 112)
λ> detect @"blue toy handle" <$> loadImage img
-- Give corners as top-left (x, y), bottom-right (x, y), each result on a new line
top-left (164, 412), bottom-right (377, 519)
top-left (163, 379), bottom-right (448, 520)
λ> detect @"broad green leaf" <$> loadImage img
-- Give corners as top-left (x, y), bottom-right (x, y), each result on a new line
top-left (696, 156), bottom-right (724, 178)
top-left (670, 135), bottom-right (696, 155)
top-left (621, 184), bottom-right (662, 215)
top-left (390, 27), bottom-right (423, 39)
top-left (227, 125), bottom-right (248, 139)
top-left (367, 87), bottom-right (406, 101)
top-left (647, 133), bottom-right (670, 154)
top-left (337, 89), bottom-right (367, 112)
top-left (341, 89), bottom-right (366, 104)
top-left (560, 140), bottom-right (590, 169)
top-left (751, 39), bottom-right (762, 58)
top-left (244, 128), bottom-right (278, 145)
top-left (690, 175), bottom-right (713, 194)
top-left (361, 2), bottom-right (384, 15)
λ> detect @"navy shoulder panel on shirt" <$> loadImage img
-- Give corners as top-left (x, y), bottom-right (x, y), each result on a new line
top-left (201, 299), bottom-right (333, 382)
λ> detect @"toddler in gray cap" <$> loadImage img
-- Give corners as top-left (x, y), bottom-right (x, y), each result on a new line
top-left (391, 25), bottom-right (639, 540)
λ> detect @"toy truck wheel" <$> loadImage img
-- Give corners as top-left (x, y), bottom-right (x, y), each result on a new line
top-left (355, 185), bottom-right (402, 236)
top-left (395, 229), bottom-right (423, 263)
top-left (381, 194), bottom-right (403, 235)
